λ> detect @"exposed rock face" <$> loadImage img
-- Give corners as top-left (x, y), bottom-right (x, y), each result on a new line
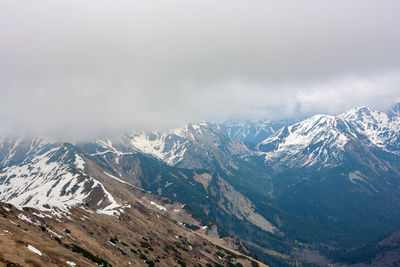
top-left (90, 121), bottom-right (249, 171)
top-left (217, 177), bottom-right (278, 234)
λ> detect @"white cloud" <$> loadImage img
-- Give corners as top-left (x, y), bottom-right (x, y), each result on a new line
top-left (0, 0), bottom-right (399, 139)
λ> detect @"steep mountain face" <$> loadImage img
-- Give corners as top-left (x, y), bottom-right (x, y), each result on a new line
top-left (0, 141), bottom-right (120, 215)
top-left (258, 106), bottom-right (400, 169)
top-left (92, 122), bottom-right (249, 170)
top-left (258, 114), bottom-right (349, 168)
top-left (341, 106), bottom-right (400, 154)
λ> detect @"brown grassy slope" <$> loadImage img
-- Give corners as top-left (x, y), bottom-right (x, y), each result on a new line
top-left (0, 201), bottom-right (267, 267)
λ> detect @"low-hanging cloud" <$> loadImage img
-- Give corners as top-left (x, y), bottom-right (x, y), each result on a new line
top-left (1, 0), bottom-right (400, 140)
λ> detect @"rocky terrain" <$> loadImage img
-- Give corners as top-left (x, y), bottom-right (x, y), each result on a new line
top-left (0, 196), bottom-right (265, 266)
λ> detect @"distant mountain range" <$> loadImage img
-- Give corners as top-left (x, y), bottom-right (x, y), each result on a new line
top-left (1, 103), bottom-right (400, 266)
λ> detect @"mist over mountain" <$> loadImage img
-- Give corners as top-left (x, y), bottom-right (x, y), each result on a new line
top-left (1, 1), bottom-right (400, 140)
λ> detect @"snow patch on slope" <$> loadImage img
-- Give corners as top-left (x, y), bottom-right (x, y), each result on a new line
top-left (27, 245), bottom-right (42, 256)
top-left (150, 201), bottom-right (167, 211)
top-left (126, 131), bottom-right (188, 165)
top-left (74, 154), bottom-right (85, 171)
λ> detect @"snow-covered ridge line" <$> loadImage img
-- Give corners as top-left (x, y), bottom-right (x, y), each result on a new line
top-left (92, 121), bottom-right (249, 170)
top-left (258, 106), bottom-right (400, 168)
top-left (0, 144), bottom-right (122, 216)
top-left (124, 131), bottom-right (188, 165)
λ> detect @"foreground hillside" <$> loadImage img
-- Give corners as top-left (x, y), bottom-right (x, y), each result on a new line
top-left (0, 201), bottom-right (265, 267)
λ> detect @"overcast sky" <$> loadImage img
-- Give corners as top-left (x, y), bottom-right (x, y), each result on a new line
top-left (1, 0), bottom-right (400, 139)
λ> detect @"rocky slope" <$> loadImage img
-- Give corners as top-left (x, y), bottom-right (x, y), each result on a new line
top-left (91, 121), bottom-right (249, 170)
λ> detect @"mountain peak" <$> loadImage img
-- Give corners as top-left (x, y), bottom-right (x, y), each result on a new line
top-left (339, 106), bottom-right (379, 122)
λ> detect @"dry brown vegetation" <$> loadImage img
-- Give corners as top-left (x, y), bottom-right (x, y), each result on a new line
top-left (0, 199), bottom-right (266, 267)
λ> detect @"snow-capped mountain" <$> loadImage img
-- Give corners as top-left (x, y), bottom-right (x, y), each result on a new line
top-left (91, 121), bottom-right (249, 170)
top-left (341, 106), bottom-right (400, 153)
top-left (0, 140), bottom-right (120, 215)
top-left (258, 106), bottom-right (400, 168)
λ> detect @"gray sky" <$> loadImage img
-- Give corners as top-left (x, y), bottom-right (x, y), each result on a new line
top-left (1, 0), bottom-right (400, 139)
